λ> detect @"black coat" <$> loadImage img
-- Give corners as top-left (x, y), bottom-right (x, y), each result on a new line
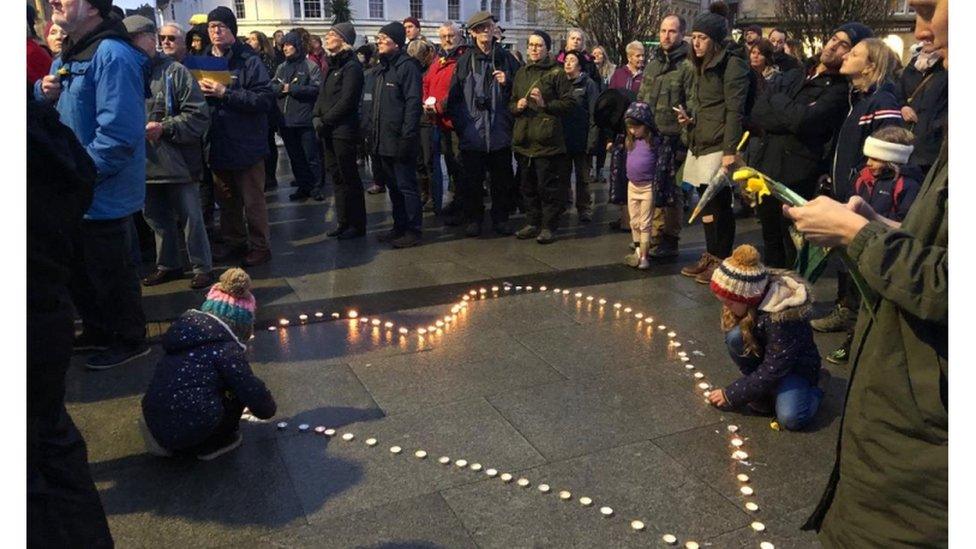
top-left (27, 97), bottom-right (94, 367)
top-left (314, 49), bottom-right (364, 141)
top-left (895, 60), bottom-right (947, 171)
top-left (832, 81), bottom-right (904, 201)
top-left (749, 68), bottom-right (849, 194)
top-left (369, 50), bottom-right (423, 159)
top-left (564, 73), bottom-right (599, 154)
top-left (272, 47), bottom-right (322, 128)
top-left (205, 41), bottom-right (274, 170)
top-left (142, 310), bottom-right (276, 451)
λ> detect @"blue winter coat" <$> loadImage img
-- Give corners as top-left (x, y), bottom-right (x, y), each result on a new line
top-left (34, 16), bottom-right (148, 221)
top-left (204, 41), bottom-right (274, 170)
top-left (141, 310), bottom-right (276, 451)
top-left (832, 81), bottom-right (904, 201)
top-left (272, 41), bottom-right (322, 128)
top-left (368, 50), bottom-right (423, 159)
top-left (446, 44), bottom-right (520, 153)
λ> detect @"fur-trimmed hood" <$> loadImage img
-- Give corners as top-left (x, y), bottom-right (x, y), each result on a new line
top-left (759, 271), bottom-right (814, 323)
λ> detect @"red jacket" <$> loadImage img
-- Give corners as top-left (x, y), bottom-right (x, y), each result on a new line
top-left (27, 39), bottom-right (52, 86)
top-left (423, 45), bottom-right (466, 131)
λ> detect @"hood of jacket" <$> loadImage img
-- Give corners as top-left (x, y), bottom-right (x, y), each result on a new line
top-left (759, 271), bottom-right (814, 322)
top-left (655, 40), bottom-right (689, 67)
top-left (61, 12), bottom-right (139, 63)
top-left (162, 309), bottom-right (245, 353)
top-left (283, 31), bottom-right (307, 62)
top-left (526, 54), bottom-right (558, 72)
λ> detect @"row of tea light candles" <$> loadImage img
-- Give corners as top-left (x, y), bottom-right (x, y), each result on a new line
top-left (264, 282), bottom-right (773, 547)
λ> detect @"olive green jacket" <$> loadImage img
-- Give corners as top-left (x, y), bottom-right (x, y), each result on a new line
top-left (509, 56), bottom-right (575, 158)
top-left (684, 45), bottom-right (750, 156)
top-left (636, 41), bottom-right (693, 138)
top-left (807, 142), bottom-right (948, 546)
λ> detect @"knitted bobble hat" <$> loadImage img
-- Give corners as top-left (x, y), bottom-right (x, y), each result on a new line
top-left (709, 245), bottom-right (770, 306)
top-left (200, 268), bottom-right (257, 341)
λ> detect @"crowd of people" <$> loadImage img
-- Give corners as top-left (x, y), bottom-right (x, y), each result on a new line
top-left (27, 0), bottom-right (947, 546)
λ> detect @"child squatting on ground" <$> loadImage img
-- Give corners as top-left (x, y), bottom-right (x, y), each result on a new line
top-left (704, 245), bottom-right (829, 431)
top-left (622, 102), bottom-right (674, 269)
top-left (139, 268), bottom-right (277, 460)
top-left (823, 126), bottom-right (922, 365)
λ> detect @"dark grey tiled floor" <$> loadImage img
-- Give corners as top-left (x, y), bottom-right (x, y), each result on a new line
top-left (79, 155), bottom-right (847, 546)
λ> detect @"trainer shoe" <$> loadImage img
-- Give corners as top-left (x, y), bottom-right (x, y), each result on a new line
top-left (391, 232), bottom-right (421, 248)
top-left (536, 229), bottom-right (555, 244)
top-left (515, 225), bottom-right (540, 240)
top-left (86, 343), bottom-right (151, 370)
top-left (464, 222), bottom-right (481, 238)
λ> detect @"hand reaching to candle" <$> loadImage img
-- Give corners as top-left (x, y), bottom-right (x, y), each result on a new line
top-left (707, 388), bottom-right (729, 408)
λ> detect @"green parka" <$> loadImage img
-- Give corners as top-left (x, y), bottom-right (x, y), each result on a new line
top-left (509, 55), bottom-right (575, 158)
top-left (684, 45), bottom-right (750, 156)
top-left (806, 142), bottom-right (948, 546)
top-left (637, 41), bottom-right (694, 138)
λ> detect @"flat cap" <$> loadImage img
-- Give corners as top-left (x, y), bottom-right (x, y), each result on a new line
top-left (123, 14), bottom-right (157, 35)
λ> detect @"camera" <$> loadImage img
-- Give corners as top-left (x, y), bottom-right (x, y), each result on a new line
top-left (474, 95), bottom-right (490, 111)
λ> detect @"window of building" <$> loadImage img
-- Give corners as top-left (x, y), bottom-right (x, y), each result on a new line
top-left (448, 0), bottom-right (460, 20)
top-left (369, 0), bottom-right (383, 19)
top-left (491, 0), bottom-right (501, 18)
top-left (527, 0), bottom-right (538, 23)
top-left (481, 0), bottom-right (487, 11)
top-left (410, 0), bottom-right (423, 20)
top-left (292, 0), bottom-right (333, 19)
top-left (504, 0), bottom-right (511, 22)
top-left (233, 0), bottom-right (245, 19)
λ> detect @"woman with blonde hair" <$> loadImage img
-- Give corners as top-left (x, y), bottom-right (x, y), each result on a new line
top-left (590, 46), bottom-right (615, 88)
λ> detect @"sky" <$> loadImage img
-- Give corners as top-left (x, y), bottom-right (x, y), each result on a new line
top-left (114, 0), bottom-right (155, 11)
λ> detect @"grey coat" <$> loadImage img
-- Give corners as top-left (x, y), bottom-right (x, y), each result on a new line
top-left (144, 54), bottom-right (210, 184)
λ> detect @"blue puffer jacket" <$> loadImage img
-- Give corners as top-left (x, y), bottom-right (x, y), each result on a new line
top-left (34, 15), bottom-right (148, 220)
top-left (205, 41), bottom-right (274, 170)
top-left (141, 310), bottom-right (276, 451)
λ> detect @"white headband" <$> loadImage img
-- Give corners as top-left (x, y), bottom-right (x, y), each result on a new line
top-left (863, 136), bottom-right (914, 164)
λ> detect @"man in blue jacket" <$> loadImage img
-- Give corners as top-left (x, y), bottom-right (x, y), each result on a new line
top-left (202, 7), bottom-right (275, 266)
top-left (369, 22), bottom-right (424, 248)
top-left (36, 0), bottom-right (150, 370)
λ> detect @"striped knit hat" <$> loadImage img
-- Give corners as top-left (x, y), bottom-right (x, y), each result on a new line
top-left (200, 268), bottom-right (257, 341)
top-left (709, 245), bottom-right (770, 306)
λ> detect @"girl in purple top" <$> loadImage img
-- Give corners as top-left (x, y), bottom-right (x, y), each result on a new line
top-left (623, 102), bottom-right (661, 269)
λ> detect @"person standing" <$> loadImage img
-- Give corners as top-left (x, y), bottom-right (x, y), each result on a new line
top-left (446, 11), bottom-right (521, 237)
top-left (423, 22), bottom-right (467, 214)
top-left (202, 7), bottom-right (275, 267)
top-left (369, 22), bottom-right (424, 248)
top-left (185, 23), bottom-right (210, 56)
top-left (637, 14), bottom-right (693, 260)
top-left (248, 30), bottom-right (283, 192)
top-left (307, 34), bottom-right (328, 72)
top-left (895, 46), bottom-right (947, 175)
top-left (767, 28), bottom-right (800, 72)
top-left (676, 6), bottom-right (750, 284)
top-left (123, 15), bottom-right (214, 290)
top-left (314, 22), bottom-right (367, 240)
top-left (35, 0), bottom-right (150, 369)
top-left (272, 31), bottom-right (324, 202)
top-left (28, 94), bottom-right (113, 549)
top-left (555, 28), bottom-right (600, 84)
top-left (748, 25), bottom-right (854, 269)
top-left (563, 51), bottom-right (599, 223)
top-left (159, 22), bottom-right (187, 61)
top-left (607, 40), bottom-right (647, 231)
top-left (404, 16), bottom-right (424, 43)
top-left (608, 41), bottom-right (646, 94)
top-left (45, 23), bottom-right (68, 57)
top-left (408, 39), bottom-right (438, 213)
top-left (791, 2), bottom-right (947, 544)
top-left (27, 4), bottom-right (52, 86)
top-left (510, 30), bottom-right (575, 244)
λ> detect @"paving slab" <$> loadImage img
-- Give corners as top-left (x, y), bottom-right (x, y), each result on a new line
top-left (441, 440), bottom-right (748, 548)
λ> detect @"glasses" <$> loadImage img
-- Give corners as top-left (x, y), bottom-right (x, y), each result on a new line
top-left (159, 35), bottom-right (178, 43)
top-left (526, 43), bottom-right (545, 49)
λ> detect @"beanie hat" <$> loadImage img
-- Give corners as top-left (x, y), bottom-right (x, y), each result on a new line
top-left (403, 16), bottom-right (420, 29)
top-left (332, 22), bottom-right (356, 46)
top-left (379, 21), bottom-right (406, 48)
top-left (743, 25), bottom-right (762, 37)
top-left (863, 136), bottom-right (914, 164)
top-left (834, 22), bottom-right (872, 47)
top-left (709, 245), bottom-right (770, 306)
top-left (208, 6), bottom-right (238, 36)
top-left (530, 29), bottom-right (552, 52)
top-left (200, 268), bottom-right (257, 341)
top-left (123, 15), bottom-right (156, 36)
top-left (692, 12), bottom-right (729, 44)
top-left (624, 102), bottom-right (655, 132)
top-left (88, 0), bottom-right (113, 17)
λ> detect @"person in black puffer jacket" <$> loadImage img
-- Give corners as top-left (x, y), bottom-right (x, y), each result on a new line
top-left (705, 245), bottom-right (826, 431)
top-left (562, 51), bottom-right (599, 223)
top-left (140, 268), bottom-right (276, 460)
top-left (273, 31), bottom-right (323, 201)
top-left (313, 23), bottom-right (366, 239)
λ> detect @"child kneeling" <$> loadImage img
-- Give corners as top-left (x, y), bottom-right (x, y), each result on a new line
top-left (139, 268), bottom-right (277, 460)
top-left (705, 245), bottom-right (827, 431)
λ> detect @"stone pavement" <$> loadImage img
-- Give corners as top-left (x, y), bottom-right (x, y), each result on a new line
top-left (68, 160), bottom-right (849, 547)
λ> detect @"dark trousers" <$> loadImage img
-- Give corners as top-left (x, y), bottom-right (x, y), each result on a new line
top-left (375, 155), bottom-right (422, 234)
top-left (569, 151), bottom-right (592, 212)
top-left (281, 126), bottom-right (323, 196)
top-left (460, 147), bottom-right (513, 224)
top-left (213, 161), bottom-right (271, 252)
top-left (70, 217), bottom-right (146, 345)
top-left (417, 125), bottom-right (435, 204)
top-left (324, 137), bottom-right (367, 231)
top-left (756, 177), bottom-right (816, 269)
top-left (28, 358), bottom-right (113, 548)
top-left (265, 126), bottom-right (279, 187)
top-left (697, 184), bottom-right (736, 258)
top-left (441, 130), bottom-right (461, 193)
top-left (182, 396), bottom-right (244, 456)
top-left (521, 154), bottom-right (570, 231)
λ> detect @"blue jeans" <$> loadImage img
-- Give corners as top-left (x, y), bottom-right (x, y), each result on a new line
top-left (143, 183), bottom-right (213, 274)
top-left (725, 326), bottom-right (823, 431)
top-left (281, 126), bottom-right (323, 195)
top-left (376, 155), bottom-right (423, 234)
